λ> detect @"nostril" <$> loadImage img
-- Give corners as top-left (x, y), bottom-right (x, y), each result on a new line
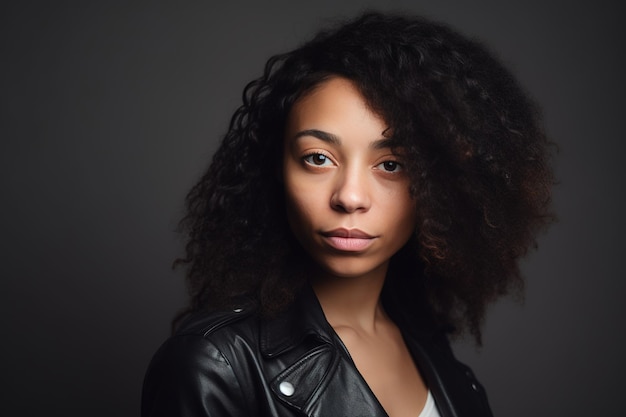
top-left (330, 191), bottom-right (370, 213)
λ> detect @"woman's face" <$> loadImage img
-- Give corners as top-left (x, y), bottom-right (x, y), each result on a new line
top-left (283, 77), bottom-right (417, 280)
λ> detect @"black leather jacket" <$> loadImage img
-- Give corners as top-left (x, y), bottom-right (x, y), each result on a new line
top-left (142, 287), bottom-right (494, 416)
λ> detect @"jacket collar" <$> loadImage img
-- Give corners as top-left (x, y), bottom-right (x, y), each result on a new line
top-left (256, 283), bottom-right (487, 417)
top-left (259, 285), bottom-right (334, 358)
top-left (259, 285), bottom-right (388, 416)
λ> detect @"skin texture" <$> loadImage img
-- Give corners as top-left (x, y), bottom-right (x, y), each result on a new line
top-left (282, 77), bottom-right (427, 417)
top-left (283, 76), bottom-right (417, 281)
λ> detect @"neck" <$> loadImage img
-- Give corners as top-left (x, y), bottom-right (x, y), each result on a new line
top-left (311, 262), bottom-right (389, 333)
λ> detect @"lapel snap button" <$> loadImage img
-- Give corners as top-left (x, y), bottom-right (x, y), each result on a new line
top-left (279, 381), bottom-right (295, 396)
top-left (233, 308), bottom-right (243, 313)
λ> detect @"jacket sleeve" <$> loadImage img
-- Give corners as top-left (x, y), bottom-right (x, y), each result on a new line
top-left (141, 334), bottom-right (250, 417)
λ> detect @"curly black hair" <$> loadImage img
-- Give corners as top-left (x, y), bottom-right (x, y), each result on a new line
top-left (175, 11), bottom-right (555, 343)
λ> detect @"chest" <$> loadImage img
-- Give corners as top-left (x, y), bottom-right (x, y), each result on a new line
top-left (336, 330), bottom-right (429, 417)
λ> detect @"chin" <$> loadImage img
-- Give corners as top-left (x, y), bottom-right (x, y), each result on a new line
top-left (317, 258), bottom-right (387, 280)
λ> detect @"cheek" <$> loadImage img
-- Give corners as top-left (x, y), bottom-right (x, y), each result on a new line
top-left (284, 181), bottom-right (317, 232)
top-left (387, 193), bottom-right (417, 238)
top-left (403, 199), bottom-right (418, 229)
top-left (401, 196), bottom-right (417, 222)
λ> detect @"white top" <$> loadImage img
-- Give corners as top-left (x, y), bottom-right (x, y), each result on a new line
top-left (418, 390), bottom-right (441, 417)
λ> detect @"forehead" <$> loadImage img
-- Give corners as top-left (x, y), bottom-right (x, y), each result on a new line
top-left (291, 76), bottom-right (366, 111)
top-left (285, 77), bottom-right (387, 137)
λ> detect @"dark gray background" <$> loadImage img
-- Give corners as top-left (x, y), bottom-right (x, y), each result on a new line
top-left (2, 1), bottom-right (624, 416)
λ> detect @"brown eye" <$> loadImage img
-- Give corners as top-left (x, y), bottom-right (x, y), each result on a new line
top-left (377, 161), bottom-right (402, 172)
top-left (304, 153), bottom-right (332, 166)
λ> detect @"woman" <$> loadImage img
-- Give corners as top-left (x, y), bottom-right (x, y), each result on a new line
top-left (142, 11), bottom-right (554, 417)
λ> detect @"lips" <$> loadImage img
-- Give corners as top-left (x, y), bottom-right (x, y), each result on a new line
top-left (320, 228), bottom-right (376, 252)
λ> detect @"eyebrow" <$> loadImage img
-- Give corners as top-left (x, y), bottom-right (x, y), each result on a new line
top-left (292, 129), bottom-right (340, 145)
top-left (291, 129), bottom-right (396, 150)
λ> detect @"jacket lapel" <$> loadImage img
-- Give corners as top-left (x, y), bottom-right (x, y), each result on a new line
top-left (403, 330), bottom-right (493, 417)
top-left (403, 333), bottom-right (460, 417)
top-left (259, 286), bottom-right (388, 417)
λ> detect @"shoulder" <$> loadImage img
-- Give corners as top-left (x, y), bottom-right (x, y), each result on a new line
top-left (141, 306), bottom-right (260, 417)
top-left (176, 305), bottom-right (258, 338)
top-left (161, 305), bottom-right (260, 363)
top-left (149, 305), bottom-right (260, 372)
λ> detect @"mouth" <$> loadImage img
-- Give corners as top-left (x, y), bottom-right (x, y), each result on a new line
top-left (320, 228), bottom-right (376, 252)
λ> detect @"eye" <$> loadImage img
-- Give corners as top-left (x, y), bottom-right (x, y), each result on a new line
top-left (376, 160), bottom-right (402, 172)
top-left (303, 153), bottom-right (333, 167)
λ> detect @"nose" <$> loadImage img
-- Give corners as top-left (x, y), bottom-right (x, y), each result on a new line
top-left (330, 167), bottom-right (371, 213)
